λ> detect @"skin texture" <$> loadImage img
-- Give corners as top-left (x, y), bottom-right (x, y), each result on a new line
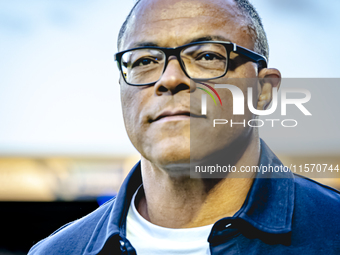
top-left (119, 0), bottom-right (281, 228)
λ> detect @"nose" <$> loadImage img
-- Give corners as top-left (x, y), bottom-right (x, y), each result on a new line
top-left (154, 56), bottom-right (195, 96)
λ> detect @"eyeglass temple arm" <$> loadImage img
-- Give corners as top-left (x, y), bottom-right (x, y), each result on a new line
top-left (233, 44), bottom-right (268, 68)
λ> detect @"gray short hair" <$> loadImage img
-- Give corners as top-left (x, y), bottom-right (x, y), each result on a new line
top-left (117, 0), bottom-right (269, 61)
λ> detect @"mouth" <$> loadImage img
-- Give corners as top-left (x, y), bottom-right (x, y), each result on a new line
top-left (151, 110), bottom-right (206, 123)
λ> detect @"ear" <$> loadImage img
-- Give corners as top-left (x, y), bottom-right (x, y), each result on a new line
top-left (257, 68), bottom-right (281, 110)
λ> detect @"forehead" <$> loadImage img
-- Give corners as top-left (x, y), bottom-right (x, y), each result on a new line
top-left (121, 0), bottom-right (254, 51)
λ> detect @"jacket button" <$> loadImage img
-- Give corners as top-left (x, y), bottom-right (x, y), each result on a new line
top-left (120, 240), bottom-right (127, 253)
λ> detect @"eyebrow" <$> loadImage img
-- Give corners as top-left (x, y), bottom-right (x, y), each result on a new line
top-left (130, 35), bottom-right (232, 49)
top-left (185, 35), bottom-right (232, 44)
top-left (130, 42), bottom-right (159, 48)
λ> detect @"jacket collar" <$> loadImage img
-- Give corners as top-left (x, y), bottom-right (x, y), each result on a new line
top-left (86, 163), bottom-right (142, 254)
top-left (237, 139), bottom-right (295, 234)
top-left (112, 162), bottom-right (143, 235)
top-left (91, 139), bottom-right (294, 253)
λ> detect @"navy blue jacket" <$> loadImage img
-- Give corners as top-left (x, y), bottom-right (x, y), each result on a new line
top-left (29, 140), bottom-right (340, 254)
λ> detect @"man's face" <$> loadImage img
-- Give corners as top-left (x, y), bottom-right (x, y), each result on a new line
top-left (120, 0), bottom-right (260, 171)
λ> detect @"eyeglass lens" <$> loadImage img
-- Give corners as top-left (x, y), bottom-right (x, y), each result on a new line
top-left (121, 43), bottom-right (228, 85)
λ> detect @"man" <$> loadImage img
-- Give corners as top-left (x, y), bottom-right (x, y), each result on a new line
top-left (29, 0), bottom-right (340, 254)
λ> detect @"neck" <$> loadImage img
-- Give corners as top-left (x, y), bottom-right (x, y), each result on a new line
top-left (137, 136), bottom-right (261, 228)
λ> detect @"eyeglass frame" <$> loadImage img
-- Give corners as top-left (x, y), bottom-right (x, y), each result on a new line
top-left (114, 41), bottom-right (268, 86)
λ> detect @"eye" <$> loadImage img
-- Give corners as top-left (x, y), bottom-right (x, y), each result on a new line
top-left (132, 57), bottom-right (158, 67)
top-left (197, 52), bottom-right (224, 61)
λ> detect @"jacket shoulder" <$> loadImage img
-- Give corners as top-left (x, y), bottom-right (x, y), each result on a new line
top-left (293, 175), bottom-right (340, 229)
top-left (294, 174), bottom-right (340, 206)
top-left (28, 197), bottom-right (117, 255)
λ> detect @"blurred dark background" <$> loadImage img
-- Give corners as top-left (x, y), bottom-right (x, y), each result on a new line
top-left (0, 201), bottom-right (99, 254)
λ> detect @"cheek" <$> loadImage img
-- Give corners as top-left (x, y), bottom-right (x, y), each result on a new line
top-left (232, 62), bottom-right (258, 78)
top-left (120, 85), bottom-right (154, 153)
top-left (121, 87), bottom-right (134, 122)
top-left (120, 87), bottom-right (143, 139)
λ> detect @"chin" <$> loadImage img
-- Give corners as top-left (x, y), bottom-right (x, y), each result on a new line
top-left (147, 139), bottom-right (191, 172)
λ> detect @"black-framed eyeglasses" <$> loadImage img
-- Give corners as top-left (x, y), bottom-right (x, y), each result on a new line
top-left (114, 41), bottom-right (267, 86)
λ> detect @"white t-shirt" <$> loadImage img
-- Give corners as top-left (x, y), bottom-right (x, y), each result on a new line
top-left (126, 187), bottom-right (213, 255)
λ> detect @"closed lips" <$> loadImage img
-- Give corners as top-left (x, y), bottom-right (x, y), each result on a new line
top-left (152, 110), bottom-right (206, 122)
